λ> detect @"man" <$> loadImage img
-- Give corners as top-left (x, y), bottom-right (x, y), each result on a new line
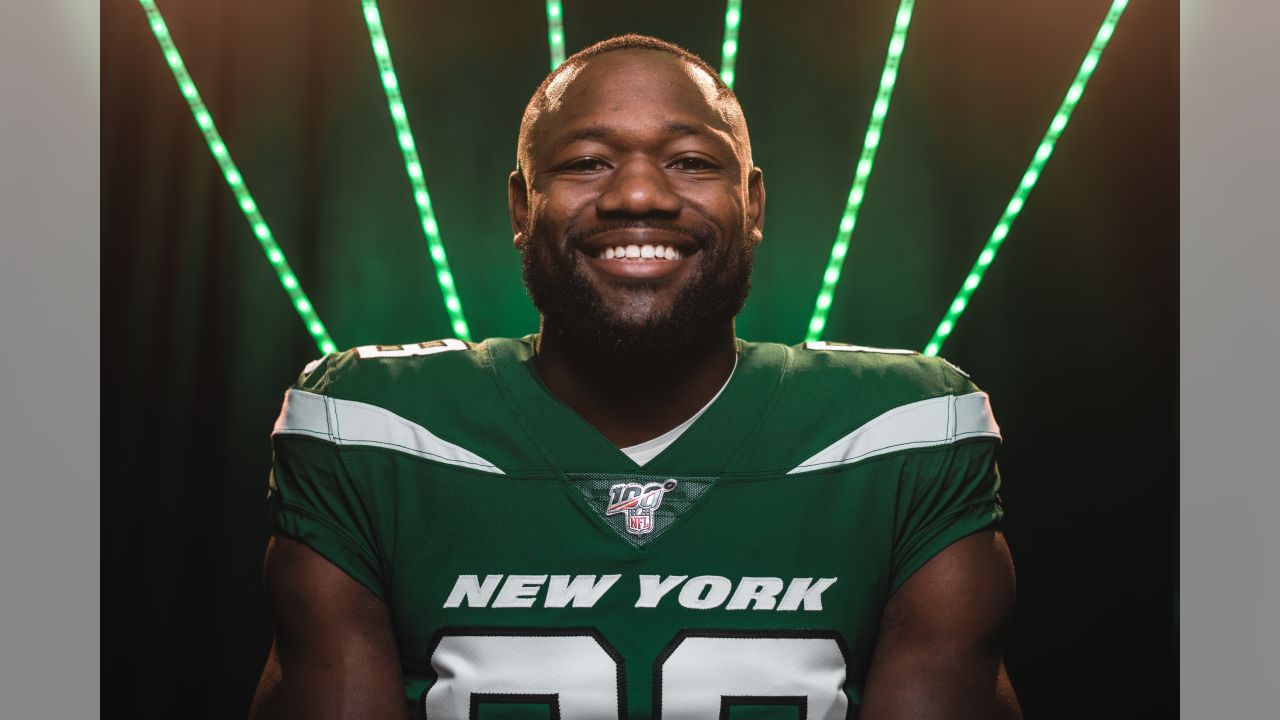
top-left (250, 34), bottom-right (1021, 720)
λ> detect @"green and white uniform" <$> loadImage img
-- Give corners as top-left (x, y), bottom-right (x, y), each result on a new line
top-left (267, 336), bottom-right (1004, 720)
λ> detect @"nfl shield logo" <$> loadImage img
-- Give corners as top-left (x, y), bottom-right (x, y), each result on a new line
top-left (628, 513), bottom-right (652, 534)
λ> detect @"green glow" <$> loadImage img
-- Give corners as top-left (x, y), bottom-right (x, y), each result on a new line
top-left (360, 0), bottom-right (472, 341)
top-left (923, 0), bottom-right (1130, 357)
top-left (804, 0), bottom-right (916, 342)
top-left (720, 0), bottom-right (744, 89)
top-left (545, 1), bottom-right (566, 70)
top-left (137, 0), bottom-right (336, 356)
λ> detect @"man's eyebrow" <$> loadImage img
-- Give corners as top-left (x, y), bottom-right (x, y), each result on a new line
top-left (555, 120), bottom-right (714, 147)
top-left (558, 125), bottom-right (614, 145)
top-left (660, 120), bottom-right (709, 138)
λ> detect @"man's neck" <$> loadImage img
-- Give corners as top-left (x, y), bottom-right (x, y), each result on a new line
top-left (534, 322), bottom-right (739, 448)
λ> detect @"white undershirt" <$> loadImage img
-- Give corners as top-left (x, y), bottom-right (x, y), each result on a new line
top-left (618, 354), bottom-right (738, 466)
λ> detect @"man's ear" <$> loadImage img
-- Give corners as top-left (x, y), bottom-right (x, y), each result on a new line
top-left (508, 170), bottom-right (529, 249)
top-left (748, 166), bottom-right (766, 247)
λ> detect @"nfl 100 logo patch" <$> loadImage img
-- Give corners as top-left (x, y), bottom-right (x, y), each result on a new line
top-left (566, 473), bottom-right (716, 547)
top-left (605, 480), bottom-right (678, 536)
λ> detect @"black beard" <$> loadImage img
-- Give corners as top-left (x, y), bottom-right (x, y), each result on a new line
top-left (520, 218), bottom-right (754, 361)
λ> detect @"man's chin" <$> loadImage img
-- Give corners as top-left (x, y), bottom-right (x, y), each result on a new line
top-left (546, 309), bottom-right (697, 359)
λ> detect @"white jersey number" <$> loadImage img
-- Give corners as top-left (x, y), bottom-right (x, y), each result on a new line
top-left (423, 629), bottom-right (849, 719)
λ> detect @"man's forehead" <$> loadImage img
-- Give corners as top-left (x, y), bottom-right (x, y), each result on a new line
top-left (536, 50), bottom-right (733, 138)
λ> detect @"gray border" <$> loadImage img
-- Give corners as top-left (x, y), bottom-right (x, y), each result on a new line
top-left (0, 0), bottom-right (100, 715)
top-left (1181, 0), bottom-right (1280, 716)
top-left (4, 0), bottom-right (1278, 715)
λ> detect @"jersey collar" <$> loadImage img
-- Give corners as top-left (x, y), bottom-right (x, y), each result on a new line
top-left (486, 336), bottom-right (788, 476)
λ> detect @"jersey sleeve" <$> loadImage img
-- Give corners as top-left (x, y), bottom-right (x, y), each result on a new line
top-left (888, 357), bottom-right (1006, 593)
top-left (889, 436), bottom-right (1004, 593)
top-left (266, 381), bottom-right (388, 601)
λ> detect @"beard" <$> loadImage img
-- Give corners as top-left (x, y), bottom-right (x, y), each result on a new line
top-left (520, 215), bottom-right (755, 360)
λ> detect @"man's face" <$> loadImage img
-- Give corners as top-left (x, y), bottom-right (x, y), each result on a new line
top-left (510, 49), bottom-right (765, 356)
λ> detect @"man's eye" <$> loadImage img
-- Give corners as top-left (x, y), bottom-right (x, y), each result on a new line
top-left (670, 157), bottom-right (716, 171)
top-left (563, 158), bottom-right (608, 172)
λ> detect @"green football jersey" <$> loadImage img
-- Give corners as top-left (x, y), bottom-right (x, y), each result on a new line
top-left (267, 335), bottom-right (1004, 720)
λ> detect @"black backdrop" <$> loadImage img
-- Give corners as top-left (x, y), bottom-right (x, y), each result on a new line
top-left (102, 1), bottom-right (1177, 716)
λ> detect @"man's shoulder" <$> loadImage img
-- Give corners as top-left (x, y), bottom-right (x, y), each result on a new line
top-left (776, 339), bottom-right (981, 398)
top-left (729, 339), bottom-right (995, 474)
top-left (289, 337), bottom-right (514, 399)
top-left (270, 336), bottom-right (541, 472)
top-left (278, 336), bottom-right (531, 434)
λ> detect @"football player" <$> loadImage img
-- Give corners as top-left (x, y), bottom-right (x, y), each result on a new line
top-left (250, 34), bottom-right (1021, 720)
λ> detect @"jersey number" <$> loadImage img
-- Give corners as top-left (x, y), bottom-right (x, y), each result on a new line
top-left (422, 628), bottom-right (850, 719)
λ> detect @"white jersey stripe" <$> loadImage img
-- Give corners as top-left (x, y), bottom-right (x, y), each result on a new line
top-left (272, 388), bottom-right (504, 474)
top-left (787, 391), bottom-right (999, 474)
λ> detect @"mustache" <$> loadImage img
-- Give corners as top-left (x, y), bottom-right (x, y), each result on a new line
top-left (562, 219), bottom-right (715, 250)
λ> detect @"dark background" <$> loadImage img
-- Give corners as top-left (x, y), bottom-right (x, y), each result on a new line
top-left (102, 0), bottom-right (1177, 716)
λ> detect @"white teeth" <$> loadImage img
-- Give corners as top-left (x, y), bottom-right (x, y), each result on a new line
top-left (599, 244), bottom-right (687, 260)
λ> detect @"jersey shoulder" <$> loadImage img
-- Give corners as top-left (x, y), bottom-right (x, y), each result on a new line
top-left (274, 336), bottom-right (544, 474)
top-left (731, 339), bottom-right (996, 474)
top-left (291, 337), bottom-right (491, 402)
top-left (784, 340), bottom-right (980, 397)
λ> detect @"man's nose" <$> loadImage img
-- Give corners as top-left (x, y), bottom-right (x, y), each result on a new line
top-left (596, 158), bottom-right (682, 217)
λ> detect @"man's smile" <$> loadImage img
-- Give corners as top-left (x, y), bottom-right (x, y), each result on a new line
top-left (574, 227), bottom-right (702, 279)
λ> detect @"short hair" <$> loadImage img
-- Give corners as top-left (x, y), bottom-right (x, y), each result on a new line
top-left (516, 34), bottom-right (748, 175)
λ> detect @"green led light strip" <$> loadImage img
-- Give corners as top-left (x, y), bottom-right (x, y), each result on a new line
top-left (720, 0), bottom-right (743, 89)
top-left (922, 0), bottom-right (1129, 357)
top-left (804, 0), bottom-right (916, 342)
top-left (137, 0), bottom-right (337, 355)
top-left (360, 0), bottom-right (472, 341)
top-left (546, 0), bottom-right (567, 70)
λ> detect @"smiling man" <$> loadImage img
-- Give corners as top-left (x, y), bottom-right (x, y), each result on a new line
top-left (250, 35), bottom-right (1021, 720)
